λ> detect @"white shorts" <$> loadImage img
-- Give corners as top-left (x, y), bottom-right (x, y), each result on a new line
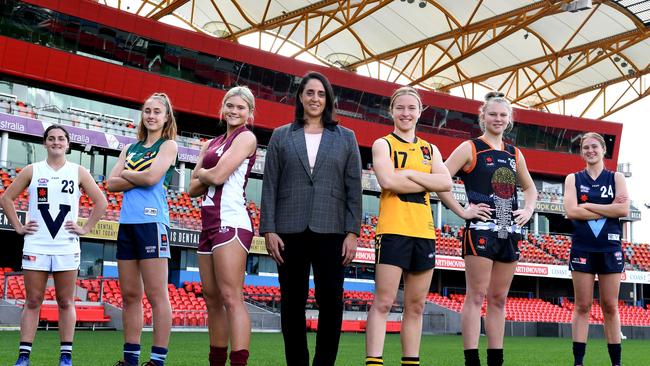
top-left (22, 252), bottom-right (80, 272)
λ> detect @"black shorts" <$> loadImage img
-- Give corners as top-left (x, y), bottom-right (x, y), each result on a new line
top-left (375, 234), bottom-right (435, 272)
top-left (462, 229), bottom-right (521, 263)
top-left (117, 223), bottom-right (170, 260)
top-left (569, 249), bottom-right (624, 274)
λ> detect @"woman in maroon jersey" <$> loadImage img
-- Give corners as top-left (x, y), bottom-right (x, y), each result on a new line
top-left (189, 86), bottom-right (257, 366)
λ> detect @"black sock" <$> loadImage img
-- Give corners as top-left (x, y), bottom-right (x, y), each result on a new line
top-left (487, 349), bottom-right (503, 366)
top-left (573, 342), bottom-right (586, 366)
top-left (365, 355), bottom-right (383, 365)
top-left (60, 342), bottom-right (72, 358)
top-left (464, 349), bottom-right (480, 366)
top-left (607, 343), bottom-right (621, 366)
top-left (18, 342), bottom-right (32, 358)
top-left (401, 356), bottom-right (420, 365)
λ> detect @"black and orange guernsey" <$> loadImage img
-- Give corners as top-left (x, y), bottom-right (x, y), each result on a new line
top-left (458, 137), bottom-right (520, 238)
top-left (376, 133), bottom-right (436, 239)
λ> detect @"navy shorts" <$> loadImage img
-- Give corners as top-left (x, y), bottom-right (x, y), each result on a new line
top-left (569, 249), bottom-right (624, 274)
top-left (462, 229), bottom-right (521, 263)
top-left (375, 234), bottom-right (435, 272)
top-left (117, 223), bottom-right (170, 260)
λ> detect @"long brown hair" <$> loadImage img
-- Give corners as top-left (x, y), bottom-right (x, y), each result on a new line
top-left (137, 92), bottom-right (177, 141)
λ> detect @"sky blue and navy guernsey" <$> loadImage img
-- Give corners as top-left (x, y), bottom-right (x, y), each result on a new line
top-left (571, 169), bottom-right (621, 252)
top-left (119, 138), bottom-right (175, 226)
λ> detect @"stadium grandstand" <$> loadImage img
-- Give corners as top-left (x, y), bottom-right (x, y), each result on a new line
top-left (1, 0), bottom-right (650, 353)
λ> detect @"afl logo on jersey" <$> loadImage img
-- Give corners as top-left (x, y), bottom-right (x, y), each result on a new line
top-left (420, 146), bottom-right (432, 160)
top-left (38, 178), bottom-right (48, 186)
top-left (37, 187), bottom-right (48, 203)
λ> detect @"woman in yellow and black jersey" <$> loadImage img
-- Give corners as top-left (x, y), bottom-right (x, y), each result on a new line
top-left (365, 87), bottom-right (452, 366)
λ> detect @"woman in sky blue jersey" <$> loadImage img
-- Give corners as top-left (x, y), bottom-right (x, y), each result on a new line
top-left (108, 93), bottom-right (178, 366)
top-left (564, 132), bottom-right (629, 366)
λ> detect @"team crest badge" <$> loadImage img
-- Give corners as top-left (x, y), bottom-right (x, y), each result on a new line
top-left (420, 146), bottom-right (432, 160)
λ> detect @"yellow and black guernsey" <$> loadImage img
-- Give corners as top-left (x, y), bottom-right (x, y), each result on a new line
top-left (376, 133), bottom-right (436, 239)
top-left (120, 138), bottom-right (175, 225)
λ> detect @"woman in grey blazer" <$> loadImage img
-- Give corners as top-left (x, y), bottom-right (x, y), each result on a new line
top-left (260, 71), bottom-right (362, 366)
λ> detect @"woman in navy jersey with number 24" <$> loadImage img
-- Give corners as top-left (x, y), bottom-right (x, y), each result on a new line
top-left (564, 132), bottom-right (629, 366)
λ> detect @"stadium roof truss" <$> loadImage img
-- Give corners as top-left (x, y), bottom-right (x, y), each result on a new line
top-left (102, 0), bottom-right (650, 119)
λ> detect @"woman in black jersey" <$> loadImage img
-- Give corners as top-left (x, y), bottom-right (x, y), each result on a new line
top-left (563, 132), bottom-right (629, 366)
top-left (438, 92), bottom-right (537, 366)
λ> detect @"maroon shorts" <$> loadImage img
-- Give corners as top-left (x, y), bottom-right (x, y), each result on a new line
top-left (198, 226), bottom-right (253, 254)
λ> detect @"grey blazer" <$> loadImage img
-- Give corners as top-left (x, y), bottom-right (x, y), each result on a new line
top-left (260, 121), bottom-right (362, 236)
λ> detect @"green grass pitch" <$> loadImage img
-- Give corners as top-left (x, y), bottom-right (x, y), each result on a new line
top-left (0, 331), bottom-right (646, 365)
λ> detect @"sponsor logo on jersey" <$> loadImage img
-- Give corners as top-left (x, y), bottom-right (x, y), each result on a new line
top-left (144, 207), bottom-right (158, 216)
top-left (420, 146), bottom-right (432, 160)
top-left (572, 257), bottom-right (587, 264)
top-left (38, 178), bottom-right (49, 185)
top-left (37, 187), bottom-right (48, 203)
top-left (484, 156), bottom-right (494, 167)
top-left (609, 233), bottom-right (621, 241)
top-left (580, 185), bottom-right (590, 193)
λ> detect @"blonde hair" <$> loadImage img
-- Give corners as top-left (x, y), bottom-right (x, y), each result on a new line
top-left (138, 92), bottom-right (177, 141)
top-left (220, 86), bottom-right (255, 123)
top-left (389, 86), bottom-right (423, 112)
top-left (580, 132), bottom-right (607, 154)
top-left (478, 91), bottom-right (513, 133)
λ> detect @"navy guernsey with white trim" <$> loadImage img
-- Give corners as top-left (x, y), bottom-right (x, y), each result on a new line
top-left (571, 169), bottom-right (622, 252)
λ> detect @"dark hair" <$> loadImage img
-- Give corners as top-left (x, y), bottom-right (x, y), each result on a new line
top-left (294, 71), bottom-right (338, 127)
top-left (43, 125), bottom-right (70, 143)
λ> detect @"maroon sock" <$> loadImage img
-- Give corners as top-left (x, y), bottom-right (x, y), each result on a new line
top-left (229, 349), bottom-right (249, 366)
top-left (209, 346), bottom-right (228, 366)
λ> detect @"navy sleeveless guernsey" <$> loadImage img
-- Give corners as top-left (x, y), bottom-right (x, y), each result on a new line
top-left (571, 169), bottom-right (621, 252)
top-left (457, 137), bottom-right (520, 239)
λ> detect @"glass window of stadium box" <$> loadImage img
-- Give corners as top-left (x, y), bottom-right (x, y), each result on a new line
top-left (80, 240), bottom-right (104, 277)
